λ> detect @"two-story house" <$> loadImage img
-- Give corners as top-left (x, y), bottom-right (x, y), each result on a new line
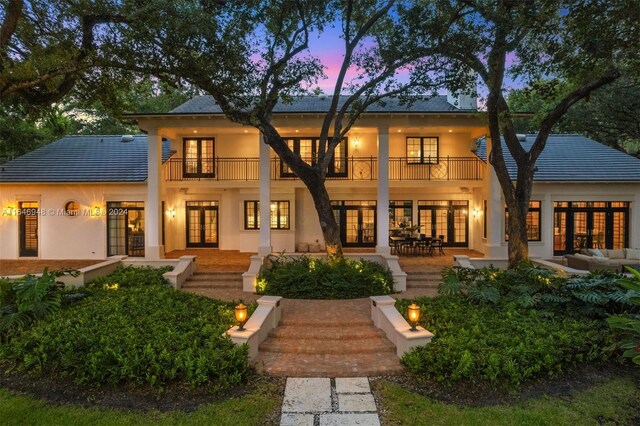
top-left (1, 94), bottom-right (639, 265)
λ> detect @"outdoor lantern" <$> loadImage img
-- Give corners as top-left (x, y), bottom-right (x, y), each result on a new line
top-left (235, 303), bottom-right (248, 331)
top-left (407, 303), bottom-right (421, 331)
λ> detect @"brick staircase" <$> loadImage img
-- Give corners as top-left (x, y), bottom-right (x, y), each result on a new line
top-left (254, 298), bottom-right (403, 377)
top-left (181, 271), bottom-right (259, 302)
top-left (405, 270), bottom-right (442, 295)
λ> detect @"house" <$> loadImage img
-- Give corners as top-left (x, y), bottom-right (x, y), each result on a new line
top-left (1, 94), bottom-right (639, 264)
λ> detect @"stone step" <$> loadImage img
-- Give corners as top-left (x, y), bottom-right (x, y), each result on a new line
top-left (182, 280), bottom-right (242, 289)
top-left (278, 318), bottom-right (373, 328)
top-left (189, 272), bottom-right (243, 281)
top-left (269, 325), bottom-right (385, 340)
top-left (254, 352), bottom-right (404, 377)
top-left (259, 336), bottom-right (395, 355)
top-left (407, 282), bottom-right (441, 289)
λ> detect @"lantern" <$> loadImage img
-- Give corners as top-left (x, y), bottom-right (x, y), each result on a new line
top-left (407, 303), bottom-right (421, 332)
top-left (235, 303), bottom-right (248, 331)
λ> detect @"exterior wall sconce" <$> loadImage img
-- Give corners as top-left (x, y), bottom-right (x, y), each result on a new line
top-left (353, 137), bottom-right (360, 151)
top-left (235, 303), bottom-right (248, 331)
top-left (407, 303), bottom-right (421, 331)
top-left (473, 208), bottom-right (480, 219)
top-left (91, 206), bottom-right (105, 216)
top-left (167, 208), bottom-right (176, 218)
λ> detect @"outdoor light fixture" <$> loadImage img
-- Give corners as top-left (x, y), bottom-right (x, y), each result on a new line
top-left (353, 137), bottom-right (360, 150)
top-left (167, 208), bottom-right (176, 218)
top-left (235, 303), bottom-right (248, 331)
top-left (473, 208), bottom-right (480, 219)
top-left (407, 303), bottom-right (421, 331)
top-left (91, 206), bottom-right (105, 216)
top-left (2, 206), bottom-right (16, 216)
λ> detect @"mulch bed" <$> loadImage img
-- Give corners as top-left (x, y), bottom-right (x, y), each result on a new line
top-left (0, 369), bottom-right (284, 413)
top-left (370, 362), bottom-right (640, 407)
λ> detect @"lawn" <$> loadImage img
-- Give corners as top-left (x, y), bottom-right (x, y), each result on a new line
top-left (374, 377), bottom-right (640, 426)
top-left (0, 381), bottom-right (281, 426)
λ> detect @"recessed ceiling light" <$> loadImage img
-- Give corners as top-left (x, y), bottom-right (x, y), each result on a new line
top-left (244, 129), bottom-right (248, 133)
top-left (397, 129), bottom-right (402, 133)
top-left (295, 129), bottom-right (299, 133)
top-left (193, 130), bottom-right (198, 133)
top-left (448, 129), bottom-right (453, 133)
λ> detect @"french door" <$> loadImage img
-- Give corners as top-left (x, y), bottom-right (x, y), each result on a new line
top-left (186, 201), bottom-right (219, 247)
top-left (19, 201), bottom-right (38, 257)
top-left (417, 200), bottom-right (468, 247)
top-left (107, 201), bottom-right (145, 257)
top-left (183, 138), bottom-right (215, 178)
top-left (332, 201), bottom-right (376, 247)
top-left (553, 201), bottom-right (629, 255)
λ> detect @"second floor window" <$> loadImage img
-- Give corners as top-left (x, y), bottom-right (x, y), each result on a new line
top-left (281, 137), bottom-right (348, 177)
top-left (183, 138), bottom-right (215, 177)
top-left (406, 137), bottom-right (439, 164)
top-left (244, 200), bottom-right (290, 230)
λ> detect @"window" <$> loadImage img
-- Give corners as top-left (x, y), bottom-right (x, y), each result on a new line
top-left (183, 138), bottom-right (215, 178)
top-left (389, 200), bottom-right (413, 228)
top-left (64, 201), bottom-right (79, 217)
top-left (107, 202), bottom-right (145, 256)
top-left (505, 201), bottom-right (541, 241)
top-left (406, 137), bottom-right (438, 164)
top-left (244, 201), bottom-right (290, 230)
top-left (280, 137), bottom-right (348, 177)
top-left (483, 200), bottom-right (487, 239)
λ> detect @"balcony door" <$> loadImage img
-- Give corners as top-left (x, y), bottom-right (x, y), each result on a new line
top-left (332, 201), bottom-right (376, 247)
top-left (183, 138), bottom-right (215, 178)
top-left (186, 201), bottom-right (219, 247)
top-left (553, 201), bottom-right (629, 255)
top-left (19, 201), bottom-right (39, 257)
top-left (418, 200), bottom-right (468, 247)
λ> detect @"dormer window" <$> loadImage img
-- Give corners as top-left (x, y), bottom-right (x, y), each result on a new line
top-left (407, 137), bottom-right (438, 164)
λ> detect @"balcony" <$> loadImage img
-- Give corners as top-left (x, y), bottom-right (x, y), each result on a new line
top-left (163, 156), bottom-right (484, 182)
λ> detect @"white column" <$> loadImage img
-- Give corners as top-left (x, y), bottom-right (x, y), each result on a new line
top-left (258, 134), bottom-right (272, 255)
top-left (486, 137), bottom-right (506, 257)
top-left (146, 130), bottom-right (164, 259)
top-left (376, 125), bottom-right (390, 255)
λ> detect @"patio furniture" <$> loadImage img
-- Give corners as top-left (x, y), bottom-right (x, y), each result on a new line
top-left (430, 238), bottom-right (445, 256)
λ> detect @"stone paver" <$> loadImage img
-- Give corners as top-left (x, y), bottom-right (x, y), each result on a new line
top-left (319, 414), bottom-right (381, 426)
top-left (280, 377), bottom-right (379, 426)
top-left (282, 378), bottom-right (332, 413)
top-left (337, 393), bottom-right (377, 412)
top-left (335, 377), bottom-right (371, 394)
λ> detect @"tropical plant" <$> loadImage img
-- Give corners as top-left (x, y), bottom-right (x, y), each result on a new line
top-left (607, 267), bottom-right (640, 365)
top-left (0, 269), bottom-right (77, 337)
top-left (439, 265), bottom-right (635, 318)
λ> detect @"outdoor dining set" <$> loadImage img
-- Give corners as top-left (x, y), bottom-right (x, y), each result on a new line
top-left (389, 234), bottom-right (445, 256)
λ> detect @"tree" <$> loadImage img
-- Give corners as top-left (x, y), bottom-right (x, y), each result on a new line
top-left (410, 0), bottom-right (638, 267)
top-left (112, 0), bottom-right (458, 258)
top-left (508, 77), bottom-right (640, 157)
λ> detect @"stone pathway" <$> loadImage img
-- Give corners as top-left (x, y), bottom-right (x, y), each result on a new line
top-left (280, 377), bottom-right (380, 426)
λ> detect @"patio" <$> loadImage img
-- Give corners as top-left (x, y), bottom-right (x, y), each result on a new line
top-left (0, 259), bottom-right (102, 277)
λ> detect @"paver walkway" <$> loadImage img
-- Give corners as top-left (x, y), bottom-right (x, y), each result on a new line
top-left (280, 377), bottom-right (380, 426)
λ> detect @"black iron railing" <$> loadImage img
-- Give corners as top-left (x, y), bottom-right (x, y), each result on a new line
top-left (163, 156), bottom-right (483, 181)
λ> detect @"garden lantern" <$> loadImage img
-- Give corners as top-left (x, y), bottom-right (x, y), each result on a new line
top-left (235, 303), bottom-right (248, 331)
top-left (407, 303), bottom-right (421, 331)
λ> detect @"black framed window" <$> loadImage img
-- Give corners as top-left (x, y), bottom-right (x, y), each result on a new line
top-left (244, 200), bottom-right (290, 230)
top-left (280, 137), bottom-right (348, 177)
top-left (183, 138), bottom-right (215, 178)
top-left (406, 137), bottom-right (438, 164)
top-left (389, 200), bottom-right (413, 228)
top-left (505, 201), bottom-right (541, 241)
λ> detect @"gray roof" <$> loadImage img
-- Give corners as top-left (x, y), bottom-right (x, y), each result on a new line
top-left (169, 95), bottom-right (467, 114)
top-left (0, 135), bottom-right (173, 183)
top-left (474, 134), bottom-right (640, 182)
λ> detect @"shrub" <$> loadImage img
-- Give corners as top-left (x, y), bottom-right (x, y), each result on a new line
top-left (87, 264), bottom-right (173, 289)
top-left (398, 297), bottom-right (612, 387)
top-left (257, 255), bottom-right (394, 299)
top-left (439, 264), bottom-right (635, 318)
top-left (607, 267), bottom-right (640, 365)
top-left (0, 280), bottom-right (250, 391)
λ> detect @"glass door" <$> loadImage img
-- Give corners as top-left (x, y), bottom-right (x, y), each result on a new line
top-left (107, 202), bottom-right (145, 257)
top-left (418, 201), bottom-right (468, 247)
top-left (183, 138), bottom-right (215, 178)
top-left (186, 201), bottom-right (218, 247)
top-left (19, 201), bottom-right (38, 257)
top-left (332, 201), bottom-right (377, 247)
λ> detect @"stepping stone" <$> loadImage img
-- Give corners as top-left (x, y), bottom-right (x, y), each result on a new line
top-left (319, 413), bottom-right (381, 426)
top-left (282, 378), bottom-right (331, 413)
top-left (337, 393), bottom-right (377, 412)
top-left (335, 377), bottom-right (371, 394)
top-left (280, 413), bottom-right (315, 426)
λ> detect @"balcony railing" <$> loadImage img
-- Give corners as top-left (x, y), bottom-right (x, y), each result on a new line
top-left (163, 156), bottom-right (483, 182)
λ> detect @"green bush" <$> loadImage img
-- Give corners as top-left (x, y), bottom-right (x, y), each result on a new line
top-left (257, 255), bottom-right (394, 299)
top-left (439, 264), bottom-right (635, 318)
top-left (398, 297), bottom-right (612, 387)
top-left (87, 264), bottom-right (173, 289)
top-left (607, 267), bottom-right (640, 365)
top-left (0, 279), bottom-right (15, 307)
top-left (0, 281), bottom-right (250, 391)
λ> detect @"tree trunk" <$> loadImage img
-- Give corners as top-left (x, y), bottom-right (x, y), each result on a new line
top-left (506, 200), bottom-right (530, 268)
top-left (307, 179), bottom-right (343, 260)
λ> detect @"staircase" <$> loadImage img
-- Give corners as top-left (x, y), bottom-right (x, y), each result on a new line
top-left (181, 271), bottom-right (257, 302)
top-left (254, 298), bottom-right (403, 377)
top-left (405, 270), bottom-right (442, 297)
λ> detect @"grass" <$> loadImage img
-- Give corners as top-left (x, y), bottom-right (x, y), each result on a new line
top-left (375, 377), bottom-right (640, 426)
top-left (0, 381), bottom-right (281, 426)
